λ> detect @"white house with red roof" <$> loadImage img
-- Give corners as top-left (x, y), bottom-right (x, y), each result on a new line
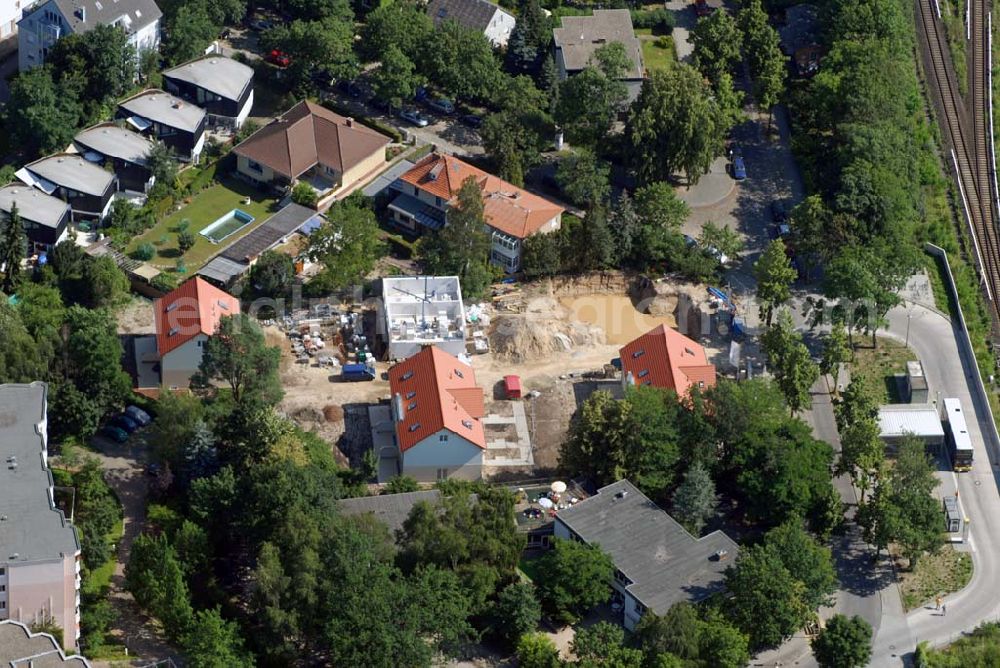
top-left (388, 152), bottom-right (564, 273)
top-left (619, 325), bottom-right (716, 398)
top-left (153, 277), bottom-right (240, 389)
top-left (386, 346), bottom-right (486, 481)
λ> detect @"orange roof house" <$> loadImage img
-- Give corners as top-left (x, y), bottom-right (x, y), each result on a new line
top-left (389, 153), bottom-right (564, 272)
top-left (619, 325), bottom-right (717, 397)
top-left (387, 346), bottom-right (486, 481)
top-left (154, 277), bottom-right (240, 388)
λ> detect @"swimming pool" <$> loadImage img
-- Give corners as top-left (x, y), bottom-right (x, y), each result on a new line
top-left (200, 209), bottom-right (255, 244)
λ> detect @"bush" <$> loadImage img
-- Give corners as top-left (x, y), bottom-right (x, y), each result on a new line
top-left (631, 7), bottom-right (675, 34)
top-left (291, 181), bottom-right (319, 208)
top-left (150, 272), bottom-right (178, 292)
top-left (132, 243), bottom-right (156, 261)
top-left (177, 229), bottom-right (196, 252)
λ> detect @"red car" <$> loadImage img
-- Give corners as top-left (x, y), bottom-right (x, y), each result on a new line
top-left (268, 49), bottom-right (291, 68)
top-left (695, 0), bottom-right (712, 16)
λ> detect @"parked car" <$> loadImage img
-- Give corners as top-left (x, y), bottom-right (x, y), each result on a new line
top-left (683, 234), bottom-right (697, 248)
top-left (460, 114), bottom-right (484, 128)
top-left (426, 97), bottom-right (455, 114)
top-left (732, 155), bottom-right (746, 180)
top-left (250, 18), bottom-right (274, 31)
top-left (267, 49), bottom-right (291, 68)
top-left (399, 108), bottom-right (430, 127)
top-left (110, 415), bottom-right (140, 433)
top-left (707, 245), bottom-right (730, 265)
top-left (125, 405), bottom-right (152, 426)
top-left (771, 200), bottom-right (787, 223)
top-left (100, 426), bottom-right (129, 443)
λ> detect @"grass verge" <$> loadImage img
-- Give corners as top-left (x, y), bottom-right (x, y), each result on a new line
top-left (899, 545), bottom-right (972, 611)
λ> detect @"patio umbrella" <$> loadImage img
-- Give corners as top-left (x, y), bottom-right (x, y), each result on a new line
top-left (538, 497), bottom-right (554, 509)
top-left (551, 481), bottom-right (567, 494)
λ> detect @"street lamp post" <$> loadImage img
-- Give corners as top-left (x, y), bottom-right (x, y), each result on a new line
top-left (905, 312), bottom-right (912, 348)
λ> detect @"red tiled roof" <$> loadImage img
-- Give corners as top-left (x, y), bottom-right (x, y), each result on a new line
top-left (399, 153), bottom-right (564, 238)
top-left (233, 100), bottom-right (390, 179)
top-left (619, 325), bottom-right (717, 397)
top-left (388, 346), bottom-right (487, 452)
top-left (154, 277), bottom-right (241, 357)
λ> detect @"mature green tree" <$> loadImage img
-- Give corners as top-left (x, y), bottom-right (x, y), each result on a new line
top-left (248, 251), bottom-right (295, 299)
top-left (197, 313), bottom-right (283, 408)
top-left (419, 177), bottom-right (493, 298)
top-left (149, 391), bottom-right (205, 464)
top-left (754, 238), bottom-right (796, 326)
top-left (163, 4), bottom-right (218, 65)
top-left (74, 457), bottom-right (123, 569)
top-left (517, 633), bottom-right (561, 668)
top-left (725, 544), bottom-right (811, 649)
top-left (699, 608), bottom-right (752, 668)
top-left (566, 206), bottom-right (617, 271)
top-left (491, 582), bottom-right (541, 645)
top-left (762, 311), bottom-right (819, 414)
top-left (671, 461), bottom-right (717, 536)
top-left (819, 326), bottom-right (852, 379)
top-left (535, 538), bottom-right (613, 624)
top-left (6, 66), bottom-right (80, 156)
top-left (180, 607), bottom-right (255, 667)
top-left (811, 614), bottom-right (872, 668)
top-left (482, 79), bottom-right (553, 184)
top-left (125, 533), bottom-right (194, 638)
top-left (360, 0), bottom-right (434, 62)
top-left (286, 0), bottom-right (352, 21)
top-left (15, 282), bottom-right (65, 340)
top-left (371, 45), bottom-right (420, 108)
top-left (764, 521), bottom-right (837, 610)
top-left (304, 199), bottom-right (384, 292)
top-left (572, 621), bottom-right (644, 668)
top-left (632, 181), bottom-right (689, 265)
top-left (81, 255), bottom-right (130, 310)
top-left (556, 149), bottom-right (611, 209)
top-left (271, 18), bottom-right (358, 92)
top-left (835, 378), bottom-right (883, 502)
top-left (521, 231), bottom-right (563, 278)
top-left (690, 9), bottom-right (743, 83)
top-left (637, 601), bottom-right (702, 660)
top-left (590, 41), bottom-right (632, 80)
top-left (0, 204), bottom-right (26, 293)
top-left (56, 306), bottom-right (132, 436)
top-left (418, 20), bottom-right (503, 101)
top-left (626, 66), bottom-right (728, 185)
top-left (790, 195), bottom-right (833, 269)
top-left (49, 24), bottom-right (136, 104)
top-left (824, 242), bottom-right (912, 348)
top-left (555, 66), bottom-right (626, 146)
top-left (505, 0), bottom-right (552, 73)
top-left (698, 221), bottom-right (743, 264)
top-left (147, 141), bottom-right (179, 200)
top-left (890, 436), bottom-right (942, 566)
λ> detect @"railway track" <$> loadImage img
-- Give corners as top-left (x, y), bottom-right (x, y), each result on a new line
top-left (918, 0), bottom-right (1000, 326)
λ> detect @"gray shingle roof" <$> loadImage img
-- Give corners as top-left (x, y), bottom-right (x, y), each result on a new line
top-left (0, 184), bottom-right (70, 229)
top-left (553, 9), bottom-right (644, 79)
top-left (219, 203), bottom-right (318, 263)
top-left (74, 123), bottom-right (155, 167)
top-left (338, 490), bottom-right (443, 536)
top-left (554, 480), bottom-right (738, 615)
top-left (427, 0), bottom-right (505, 32)
top-left (24, 154), bottom-right (116, 197)
top-left (0, 383), bottom-right (80, 566)
top-left (0, 620), bottom-right (91, 667)
top-left (162, 56), bottom-right (254, 104)
top-left (119, 89), bottom-right (206, 134)
top-left (47, 0), bottom-right (161, 35)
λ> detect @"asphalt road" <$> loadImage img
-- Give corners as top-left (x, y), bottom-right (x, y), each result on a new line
top-left (866, 304), bottom-right (1000, 664)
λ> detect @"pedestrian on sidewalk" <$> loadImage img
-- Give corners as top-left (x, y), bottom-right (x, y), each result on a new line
top-left (936, 595), bottom-right (942, 610)
top-left (942, 604), bottom-right (947, 616)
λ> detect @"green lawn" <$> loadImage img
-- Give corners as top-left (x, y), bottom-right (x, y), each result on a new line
top-left (127, 176), bottom-right (279, 273)
top-left (640, 34), bottom-right (676, 73)
top-left (851, 337), bottom-right (918, 404)
top-left (899, 545), bottom-right (972, 611)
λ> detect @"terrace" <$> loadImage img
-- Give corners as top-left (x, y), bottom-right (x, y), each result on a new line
top-left (126, 175), bottom-right (278, 272)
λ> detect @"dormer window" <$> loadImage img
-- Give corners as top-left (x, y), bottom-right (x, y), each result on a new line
top-left (408, 423), bottom-right (421, 432)
top-left (632, 350), bottom-right (644, 359)
top-left (454, 369), bottom-right (464, 378)
top-left (402, 371), bottom-right (414, 381)
top-left (406, 391), bottom-right (416, 399)
top-left (637, 369), bottom-right (649, 378)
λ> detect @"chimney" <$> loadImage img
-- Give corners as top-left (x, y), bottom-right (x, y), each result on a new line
top-left (345, 117), bottom-right (354, 127)
top-left (77, 6), bottom-right (86, 21)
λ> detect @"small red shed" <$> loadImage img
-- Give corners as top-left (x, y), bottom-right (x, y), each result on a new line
top-left (504, 375), bottom-right (522, 400)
